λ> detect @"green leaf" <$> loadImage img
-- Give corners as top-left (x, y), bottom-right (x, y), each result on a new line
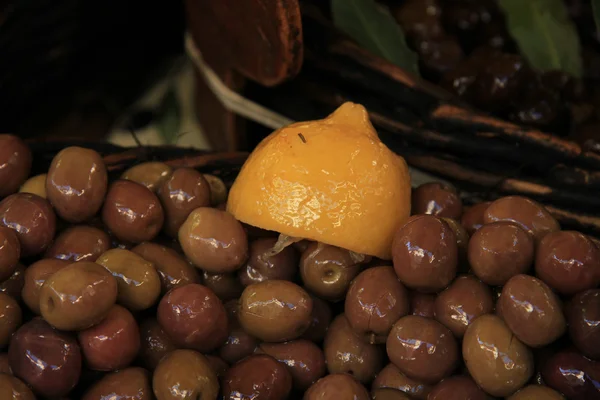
top-left (331, 0), bottom-right (420, 76)
top-left (157, 88), bottom-right (181, 145)
top-left (592, 0), bottom-right (600, 37)
top-left (498, 0), bottom-right (583, 78)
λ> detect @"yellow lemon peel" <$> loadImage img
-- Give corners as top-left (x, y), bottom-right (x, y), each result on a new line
top-left (227, 102), bottom-right (411, 259)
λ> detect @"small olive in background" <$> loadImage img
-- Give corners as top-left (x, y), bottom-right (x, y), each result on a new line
top-left (121, 161), bottom-right (173, 192)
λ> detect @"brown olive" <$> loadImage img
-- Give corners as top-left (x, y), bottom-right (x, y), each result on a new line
top-left (300, 242), bottom-right (361, 301)
top-left (498, 274), bottom-right (566, 347)
top-left (302, 295), bottom-right (332, 343)
top-left (204, 174), bottom-right (228, 205)
top-left (483, 196), bottom-right (559, 242)
top-left (468, 221), bottom-right (534, 285)
top-left (541, 349), bottom-right (599, 399)
top-left (132, 242), bottom-right (200, 294)
top-left (258, 339), bottom-right (326, 391)
top-left (304, 373), bottom-right (370, 400)
top-left (202, 271), bottom-right (244, 301)
top-left (83, 367), bottom-right (153, 400)
top-left (96, 248), bottom-right (161, 311)
top-left (0, 373), bottom-right (35, 400)
top-left (138, 318), bottom-right (177, 371)
top-left (0, 227), bottom-right (19, 282)
top-left (345, 266), bottom-right (409, 344)
top-left (179, 207), bottom-right (248, 273)
top-left (386, 315), bottom-right (458, 384)
top-left (567, 289), bottom-right (600, 360)
top-left (158, 168), bottom-right (211, 237)
top-left (152, 349), bottom-right (219, 400)
top-left (21, 258), bottom-right (69, 314)
top-left (324, 314), bottom-right (383, 384)
top-left (461, 201), bottom-right (491, 235)
top-left (46, 146), bottom-right (108, 222)
top-left (205, 355), bottom-right (229, 378)
top-left (0, 292), bottom-right (21, 348)
top-left (46, 225), bottom-right (111, 263)
top-left (463, 314), bottom-right (534, 397)
top-left (428, 375), bottom-right (491, 400)
top-left (102, 180), bottom-right (164, 243)
top-left (78, 305), bottom-right (140, 371)
top-left (392, 215), bottom-right (457, 292)
top-left (39, 261), bottom-right (117, 330)
top-left (411, 182), bottom-right (462, 219)
top-left (409, 292), bottom-right (436, 318)
top-left (9, 318), bottom-right (81, 398)
top-left (0, 135), bottom-right (32, 198)
top-left (507, 384), bottom-right (565, 400)
top-left (442, 218), bottom-right (469, 265)
top-left (371, 363), bottom-right (432, 400)
top-left (0, 264), bottom-right (24, 301)
top-left (0, 193), bottom-right (56, 257)
top-left (0, 353), bottom-right (10, 374)
top-left (219, 300), bottom-right (259, 364)
top-left (157, 283), bottom-right (228, 352)
top-left (121, 161), bottom-right (173, 192)
top-left (239, 237), bottom-right (298, 286)
top-left (239, 280), bottom-right (313, 342)
top-left (371, 388), bottom-right (411, 400)
top-left (535, 231), bottom-right (600, 295)
top-left (434, 275), bottom-right (494, 338)
top-left (19, 174), bottom-right (47, 198)
top-left (223, 354), bottom-right (291, 400)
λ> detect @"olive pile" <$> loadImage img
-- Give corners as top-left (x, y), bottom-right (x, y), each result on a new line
top-left (0, 134), bottom-right (598, 400)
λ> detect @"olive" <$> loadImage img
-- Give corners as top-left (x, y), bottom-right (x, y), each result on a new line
top-left (0, 292), bottom-right (21, 348)
top-left (204, 174), bottom-right (228, 205)
top-left (239, 237), bottom-right (298, 286)
top-left (386, 315), bottom-right (458, 384)
top-left (222, 354), bottom-right (292, 400)
top-left (132, 242), bottom-right (200, 294)
top-left (258, 339), bottom-right (326, 391)
top-left (205, 355), bottom-right (229, 378)
top-left (392, 215), bottom-right (457, 292)
top-left (121, 161), bottom-right (173, 192)
top-left (304, 373), bottom-right (370, 400)
top-left (138, 318), bottom-right (177, 371)
top-left (498, 274), bottom-right (566, 347)
top-left (371, 363), bottom-right (432, 400)
top-left (541, 350), bottom-right (599, 400)
top-left (157, 283), bottom-right (228, 353)
top-left (0, 227), bottom-right (20, 282)
top-left (39, 261), bottom-right (117, 330)
top-left (483, 196), bottom-right (559, 242)
top-left (102, 180), bottom-right (164, 243)
top-left (434, 275), bottom-right (494, 338)
top-left (411, 182), bottom-right (462, 219)
top-left (535, 231), bottom-right (600, 295)
top-left (0, 135), bottom-right (32, 197)
top-left (409, 292), bottom-right (436, 318)
top-left (0, 353), bottom-right (10, 374)
top-left (345, 266), bottom-right (409, 344)
top-left (300, 242), bottom-right (361, 301)
top-left (468, 221), bottom-right (534, 285)
top-left (46, 146), bottom-right (108, 222)
top-left (21, 258), bottom-right (69, 314)
top-left (302, 295), bottom-right (332, 343)
top-left (78, 305), bottom-right (140, 371)
top-left (152, 349), bottom-right (219, 400)
top-left (461, 201), bottom-right (491, 235)
top-left (82, 367), bottom-right (153, 400)
top-left (0, 193), bottom-right (56, 257)
top-left (202, 271), bottom-right (244, 301)
top-left (428, 375), bottom-right (491, 400)
top-left (0, 264), bottom-right (25, 301)
top-left (0, 373), bottom-right (35, 400)
top-left (96, 248), bottom-right (161, 311)
top-left (463, 315), bottom-right (533, 397)
top-left (324, 314), bottom-right (383, 384)
top-left (219, 300), bottom-right (259, 364)
top-left (567, 289), bottom-right (600, 360)
top-left (19, 174), bottom-right (47, 198)
top-left (507, 384), bottom-right (565, 400)
top-left (239, 280), bottom-right (312, 342)
top-left (179, 207), bottom-right (248, 273)
top-left (45, 225), bottom-right (111, 263)
top-left (8, 318), bottom-right (81, 398)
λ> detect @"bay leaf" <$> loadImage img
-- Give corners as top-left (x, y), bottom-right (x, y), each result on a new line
top-left (331, 0), bottom-right (419, 76)
top-left (498, 0), bottom-right (582, 78)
